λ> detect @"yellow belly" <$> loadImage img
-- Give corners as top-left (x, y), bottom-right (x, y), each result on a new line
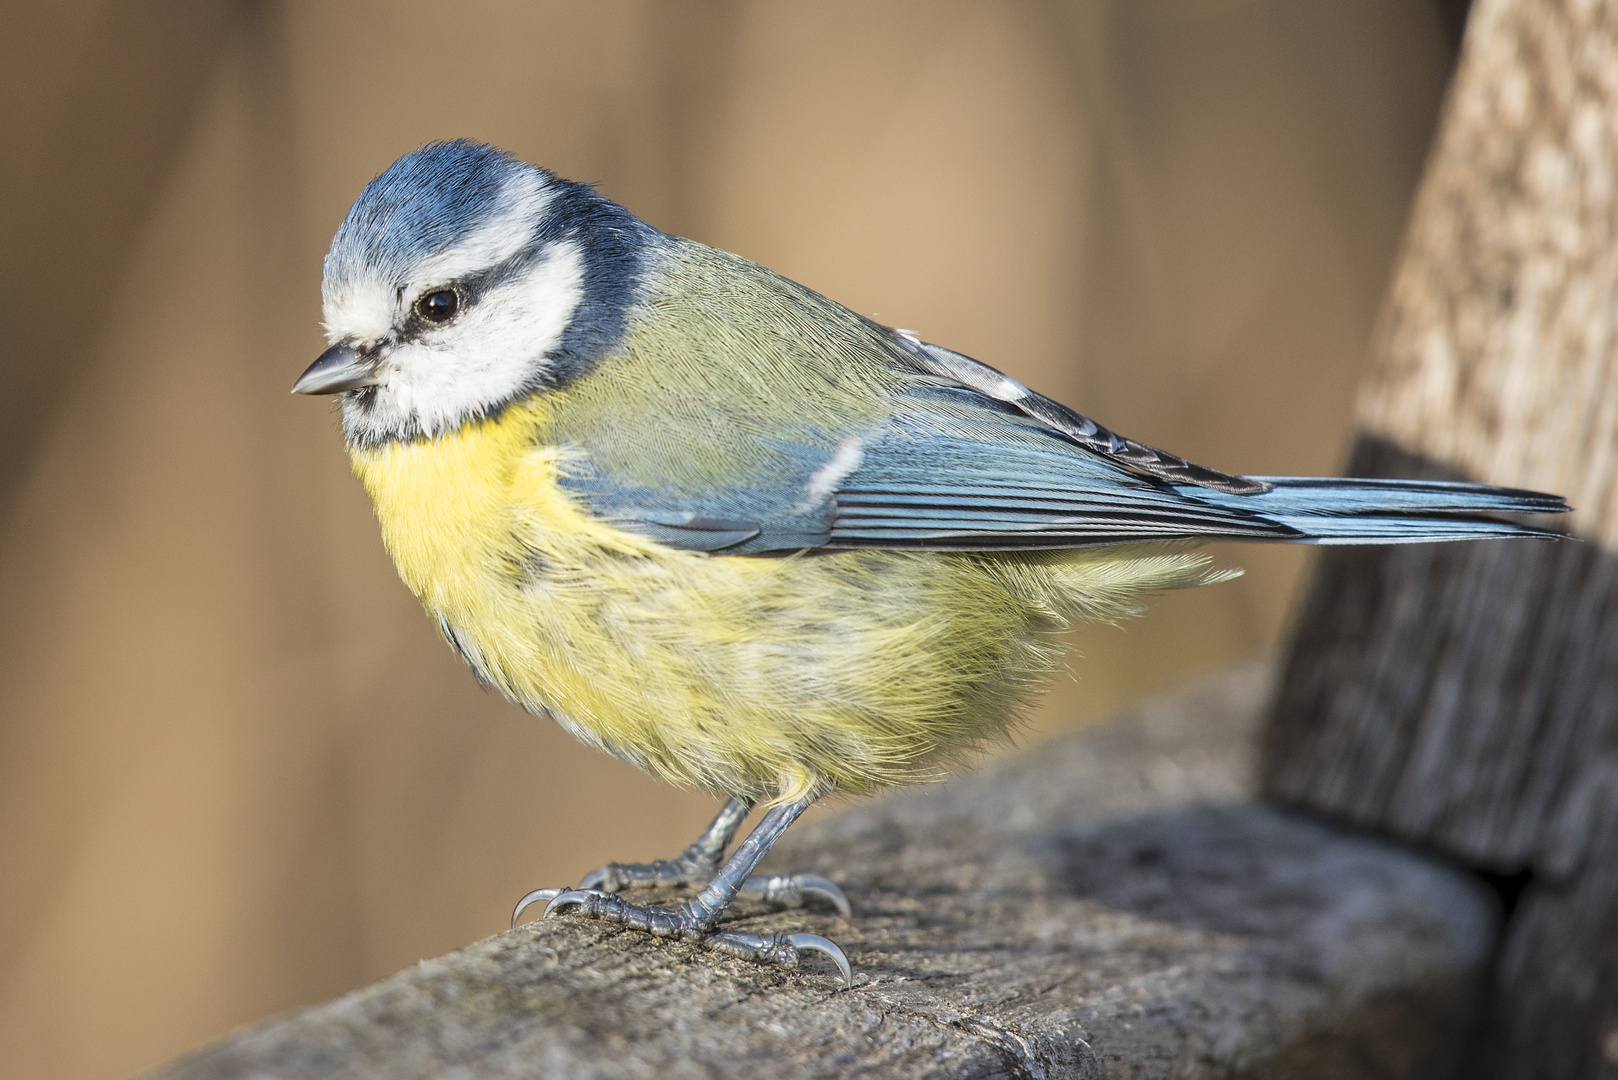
top-left (349, 400), bottom-right (1220, 801)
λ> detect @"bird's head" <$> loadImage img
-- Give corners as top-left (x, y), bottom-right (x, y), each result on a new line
top-left (296, 140), bottom-right (648, 444)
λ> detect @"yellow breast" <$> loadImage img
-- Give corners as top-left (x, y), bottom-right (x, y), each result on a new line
top-left (347, 400), bottom-right (1219, 802)
top-left (348, 399), bottom-right (651, 618)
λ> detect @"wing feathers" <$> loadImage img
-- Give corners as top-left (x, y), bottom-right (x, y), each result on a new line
top-left (894, 334), bottom-right (1271, 494)
top-left (558, 306), bottom-right (1564, 554)
top-left (1185, 475), bottom-right (1568, 544)
top-left (1233, 475), bottom-right (1569, 515)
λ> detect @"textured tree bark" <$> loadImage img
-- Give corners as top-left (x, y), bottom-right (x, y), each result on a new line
top-left (144, 669), bottom-right (1496, 1080)
top-left (1263, 1), bottom-right (1618, 1075)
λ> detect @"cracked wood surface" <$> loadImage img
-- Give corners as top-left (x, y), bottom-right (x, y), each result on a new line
top-left (145, 667), bottom-right (1495, 1079)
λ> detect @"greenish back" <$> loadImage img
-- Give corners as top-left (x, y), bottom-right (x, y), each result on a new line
top-left (547, 240), bottom-right (918, 493)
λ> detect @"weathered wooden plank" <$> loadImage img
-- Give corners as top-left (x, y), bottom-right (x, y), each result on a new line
top-left (145, 668), bottom-right (1495, 1080)
top-left (1265, 437), bottom-right (1607, 870)
top-left (1355, 0), bottom-right (1618, 544)
top-left (1482, 801), bottom-right (1618, 1076)
top-left (1264, 1), bottom-right (1618, 1075)
top-left (1264, 442), bottom-right (1618, 1077)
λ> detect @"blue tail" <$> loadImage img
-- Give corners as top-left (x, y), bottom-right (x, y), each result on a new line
top-left (1181, 476), bottom-right (1569, 544)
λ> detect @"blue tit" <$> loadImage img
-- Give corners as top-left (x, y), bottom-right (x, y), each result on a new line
top-left (294, 140), bottom-right (1566, 984)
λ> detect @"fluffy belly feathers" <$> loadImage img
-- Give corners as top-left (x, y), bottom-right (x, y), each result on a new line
top-left (349, 402), bottom-right (1217, 801)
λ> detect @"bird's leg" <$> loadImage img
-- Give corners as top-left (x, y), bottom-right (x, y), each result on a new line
top-left (540, 796), bottom-right (852, 985)
top-left (522, 795), bottom-right (848, 920)
top-left (576, 797), bottom-right (753, 892)
top-left (510, 797), bottom-right (848, 934)
top-left (511, 801), bottom-right (754, 929)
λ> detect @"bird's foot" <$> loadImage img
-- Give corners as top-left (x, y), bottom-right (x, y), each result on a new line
top-left (736, 872), bottom-right (852, 918)
top-left (574, 854), bottom-right (850, 920)
top-left (579, 854), bottom-right (854, 919)
top-left (514, 867), bottom-right (847, 919)
top-left (512, 870), bottom-right (849, 926)
top-left (575, 847), bottom-right (720, 892)
top-left (509, 797), bottom-right (850, 985)
top-left (541, 888), bottom-right (851, 987)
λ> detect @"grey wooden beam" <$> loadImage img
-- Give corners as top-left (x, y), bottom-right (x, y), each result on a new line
top-left (145, 667), bottom-right (1495, 1079)
top-left (1261, 0), bottom-right (1618, 1072)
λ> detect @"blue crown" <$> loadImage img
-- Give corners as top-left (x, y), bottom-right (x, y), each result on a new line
top-left (326, 140), bottom-right (534, 285)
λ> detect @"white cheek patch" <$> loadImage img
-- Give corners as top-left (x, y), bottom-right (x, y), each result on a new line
top-left (351, 239), bottom-right (587, 439)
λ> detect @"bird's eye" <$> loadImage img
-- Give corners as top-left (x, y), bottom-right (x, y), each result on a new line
top-left (415, 289), bottom-right (460, 324)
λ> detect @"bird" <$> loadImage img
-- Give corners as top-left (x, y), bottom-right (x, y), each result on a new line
top-left (295, 139), bottom-right (1567, 987)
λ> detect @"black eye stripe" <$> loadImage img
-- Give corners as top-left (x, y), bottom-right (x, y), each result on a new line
top-left (400, 242), bottom-right (553, 335)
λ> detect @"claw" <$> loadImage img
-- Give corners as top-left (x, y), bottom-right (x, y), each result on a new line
top-left (795, 875), bottom-right (852, 920)
top-left (705, 929), bottom-right (856, 986)
top-left (511, 887), bottom-right (566, 928)
top-left (577, 866), bottom-right (609, 890)
top-left (738, 873), bottom-right (852, 919)
top-left (789, 933), bottom-right (853, 988)
top-left (543, 889), bottom-right (602, 918)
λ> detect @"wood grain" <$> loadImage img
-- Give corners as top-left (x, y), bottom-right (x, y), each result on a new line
top-left (1357, 0), bottom-right (1618, 545)
top-left (1265, 437), bottom-right (1603, 871)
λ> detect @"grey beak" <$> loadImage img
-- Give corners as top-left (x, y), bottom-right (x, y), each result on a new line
top-left (292, 344), bottom-right (380, 395)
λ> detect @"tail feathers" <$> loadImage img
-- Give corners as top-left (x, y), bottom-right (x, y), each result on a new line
top-left (1182, 475), bottom-right (1569, 544)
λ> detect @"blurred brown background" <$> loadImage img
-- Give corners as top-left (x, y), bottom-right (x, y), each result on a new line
top-left (0, 3), bottom-right (1459, 1077)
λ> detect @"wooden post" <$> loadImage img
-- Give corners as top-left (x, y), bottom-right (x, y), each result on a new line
top-left (1263, 1), bottom-right (1618, 1075)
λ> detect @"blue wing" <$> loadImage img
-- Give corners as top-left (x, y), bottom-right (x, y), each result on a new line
top-left (556, 334), bottom-right (1566, 554)
top-left (818, 386), bottom-right (1298, 549)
